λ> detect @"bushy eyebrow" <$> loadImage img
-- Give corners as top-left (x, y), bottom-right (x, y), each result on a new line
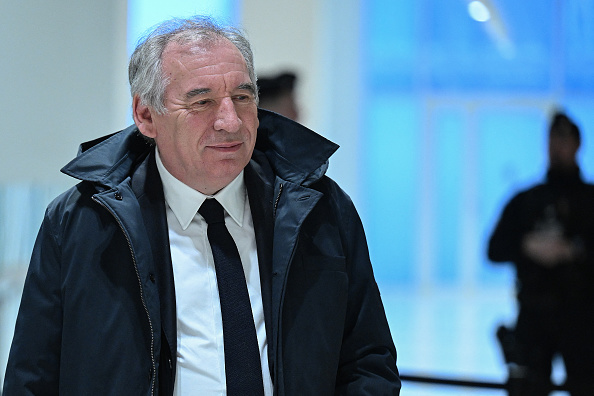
top-left (238, 83), bottom-right (256, 95)
top-left (185, 88), bottom-right (211, 100)
top-left (184, 83), bottom-right (256, 100)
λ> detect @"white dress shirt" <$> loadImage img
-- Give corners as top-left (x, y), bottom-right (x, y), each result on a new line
top-left (155, 149), bottom-right (273, 396)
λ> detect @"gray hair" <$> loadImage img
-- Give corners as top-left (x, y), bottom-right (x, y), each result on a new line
top-left (129, 15), bottom-right (258, 114)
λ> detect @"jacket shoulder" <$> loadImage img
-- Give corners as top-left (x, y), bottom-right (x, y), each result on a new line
top-left (42, 181), bottom-right (104, 239)
top-left (46, 181), bottom-right (96, 213)
top-left (310, 175), bottom-right (354, 209)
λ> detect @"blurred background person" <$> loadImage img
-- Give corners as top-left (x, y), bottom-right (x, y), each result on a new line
top-left (257, 71), bottom-right (299, 121)
top-left (488, 111), bottom-right (594, 395)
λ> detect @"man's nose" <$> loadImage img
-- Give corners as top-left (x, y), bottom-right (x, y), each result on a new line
top-left (214, 97), bottom-right (241, 132)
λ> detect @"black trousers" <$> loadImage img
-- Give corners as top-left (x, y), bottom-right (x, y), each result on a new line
top-left (509, 301), bottom-right (594, 396)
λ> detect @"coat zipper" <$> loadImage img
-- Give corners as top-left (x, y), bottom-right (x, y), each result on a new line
top-left (93, 195), bottom-right (157, 395)
top-left (271, 182), bottom-right (283, 394)
top-left (272, 182), bottom-right (307, 395)
top-left (273, 233), bottom-right (300, 396)
top-left (273, 183), bottom-right (283, 219)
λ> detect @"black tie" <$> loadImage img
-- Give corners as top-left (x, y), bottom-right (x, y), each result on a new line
top-left (198, 198), bottom-right (265, 395)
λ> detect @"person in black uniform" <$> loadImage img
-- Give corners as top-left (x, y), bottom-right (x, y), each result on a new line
top-left (488, 111), bottom-right (594, 395)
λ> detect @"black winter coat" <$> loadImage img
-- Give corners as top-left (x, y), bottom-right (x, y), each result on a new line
top-left (3, 110), bottom-right (400, 395)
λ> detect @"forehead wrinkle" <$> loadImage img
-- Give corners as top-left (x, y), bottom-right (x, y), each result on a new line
top-left (172, 56), bottom-right (190, 72)
top-left (163, 39), bottom-right (252, 103)
top-left (186, 70), bottom-right (251, 94)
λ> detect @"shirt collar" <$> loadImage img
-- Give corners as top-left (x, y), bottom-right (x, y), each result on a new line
top-left (155, 148), bottom-right (246, 230)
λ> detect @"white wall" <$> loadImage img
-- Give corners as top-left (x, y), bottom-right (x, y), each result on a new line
top-left (0, 0), bottom-right (130, 384)
top-left (241, 0), bottom-right (363, 207)
top-left (0, 0), bottom-right (130, 187)
top-left (241, 0), bottom-right (322, 128)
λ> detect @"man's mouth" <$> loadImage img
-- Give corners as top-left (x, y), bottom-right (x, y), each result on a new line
top-left (209, 142), bottom-right (243, 152)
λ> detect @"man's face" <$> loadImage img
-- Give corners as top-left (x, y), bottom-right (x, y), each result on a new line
top-left (135, 38), bottom-right (258, 195)
top-left (548, 128), bottom-right (579, 171)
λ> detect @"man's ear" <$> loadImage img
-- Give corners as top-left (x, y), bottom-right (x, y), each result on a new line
top-left (132, 95), bottom-right (157, 138)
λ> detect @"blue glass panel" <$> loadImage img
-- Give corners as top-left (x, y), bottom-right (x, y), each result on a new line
top-left (477, 108), bottom-right (546, 284)
top-left (563, 0), bottom-right (594, 92)
top-left (362, 95), bottom-right (421, 284)
top-left (433, 109), bottom-right (465, 283)
top-left (363, 0), bottom-right (418, 91)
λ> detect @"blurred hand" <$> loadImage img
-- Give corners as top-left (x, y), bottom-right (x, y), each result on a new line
top-left (522, 231), bottom-right (574, 267)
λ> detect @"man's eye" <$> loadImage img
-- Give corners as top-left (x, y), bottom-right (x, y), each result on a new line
top-left (233, 95), bottom-right (251, 102)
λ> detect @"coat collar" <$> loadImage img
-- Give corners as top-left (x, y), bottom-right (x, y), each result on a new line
top-left (60, 110), bottom-right (339, 189)
top-left (254, 109), bottom-right (338, 186)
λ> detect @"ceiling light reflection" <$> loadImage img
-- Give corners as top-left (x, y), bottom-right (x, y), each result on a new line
top-left (468, 0), bottom-right (491, 22)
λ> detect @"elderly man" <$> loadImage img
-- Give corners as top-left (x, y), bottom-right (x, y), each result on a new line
top-left (3, 16), bottom-right (400, 395)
